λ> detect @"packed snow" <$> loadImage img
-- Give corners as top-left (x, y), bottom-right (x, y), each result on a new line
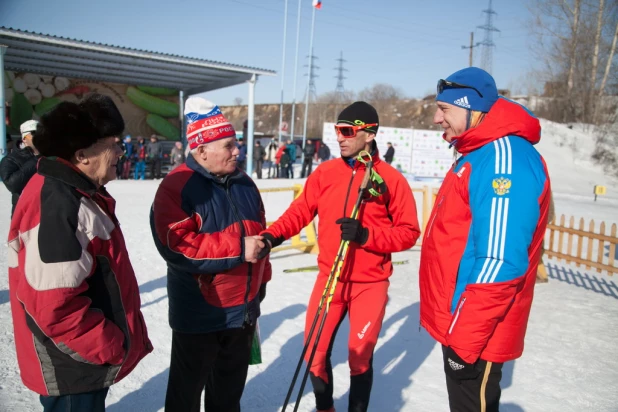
top-left (0, 120), bottom-right (617, 411)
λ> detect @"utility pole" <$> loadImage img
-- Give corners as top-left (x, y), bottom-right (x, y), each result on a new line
top-left (303, 53), bottom-right (319, 103)
top-left (461, 32), bottom-right (481, 67)
top-left (334, 51), bottom-right (347, 120)
top-left (478, 0), bottom-right (500, 74)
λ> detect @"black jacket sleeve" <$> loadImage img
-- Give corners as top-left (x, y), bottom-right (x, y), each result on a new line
top-left (0, 148), bottom-right (37, 195)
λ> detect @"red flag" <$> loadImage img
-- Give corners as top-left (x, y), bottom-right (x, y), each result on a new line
top-left (312, 0), bottom-right (322, 9)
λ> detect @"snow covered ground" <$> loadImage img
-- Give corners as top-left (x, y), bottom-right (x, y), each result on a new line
top-left (1, 120), bottom-right (617, 411)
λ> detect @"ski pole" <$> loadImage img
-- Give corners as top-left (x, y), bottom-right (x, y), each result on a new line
top-left (286, 152), bottom-right (374, 412)
top-left (283, 260), bottom-right (410, 273)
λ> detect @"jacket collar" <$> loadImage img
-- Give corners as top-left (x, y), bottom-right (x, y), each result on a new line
top-left (37, 157), bottom-right (99, 197)
top-left (450, 97), bottom-right (541, 155)
top-left (341, 141), bottom-right (382, 169)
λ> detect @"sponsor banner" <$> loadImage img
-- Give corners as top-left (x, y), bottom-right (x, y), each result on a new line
top-left (411, 150), bottom-right (453, 178)
top-left (412, 129), bottom-right (453, 158)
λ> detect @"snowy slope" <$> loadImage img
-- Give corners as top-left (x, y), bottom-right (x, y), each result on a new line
top-left (534, 120), bottom-right (618, 225)
top-left (0, 121), bottom-right (617, 411)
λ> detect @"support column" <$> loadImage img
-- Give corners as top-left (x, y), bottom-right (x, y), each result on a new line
top-left (246, 73), bottom-right (257, 176)
top-left (179, 90), bottom-right (185, 147)
top-left (0, 45), bottom-right (8, 160)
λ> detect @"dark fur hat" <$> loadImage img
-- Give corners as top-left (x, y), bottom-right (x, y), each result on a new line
top-left (33, 102), bottom-right (100, 161)
top-left (78, 93), bottom-right (124, 138)
top-left (33, 93), bottom-right (125, 161)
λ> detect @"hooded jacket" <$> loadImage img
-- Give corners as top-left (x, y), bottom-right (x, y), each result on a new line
top-left (264, 148), bottom-right (420, 283)
top-left (7, 157), bottom-right (152, 396)
top-left (419, 98), bottom-right (551, 364)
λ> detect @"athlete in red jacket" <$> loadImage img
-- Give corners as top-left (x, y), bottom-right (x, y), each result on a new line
top-left (420, 67), bottom-right (550, 411)
top-left (259, 102), bottom-right (421, 412)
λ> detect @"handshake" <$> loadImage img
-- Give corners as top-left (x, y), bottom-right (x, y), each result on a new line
top-left (245, 217), bottom-right (368, 264)
top-left (243, 233), bottom-right (282, 263)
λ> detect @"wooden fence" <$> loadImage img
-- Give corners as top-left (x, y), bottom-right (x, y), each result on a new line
top-left (545, 215), bottom-right (618, 276)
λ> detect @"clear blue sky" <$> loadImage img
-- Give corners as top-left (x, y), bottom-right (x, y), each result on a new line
top-left (0, 0), bottom-right (535, 106)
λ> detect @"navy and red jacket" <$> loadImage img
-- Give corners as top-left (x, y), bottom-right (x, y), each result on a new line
top-left (419, 98), bottom-right (551, 364)
top-left (7, 157), bottom-right (152, 396)
top-left (150, 154), bottom-right (271, 333)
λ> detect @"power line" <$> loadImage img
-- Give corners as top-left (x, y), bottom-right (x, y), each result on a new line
top-left (477, 0), bottom-right (500, 73)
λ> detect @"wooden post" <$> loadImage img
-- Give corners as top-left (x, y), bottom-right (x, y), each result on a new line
top-left (558, 215), bottom-right (566, 263)
top-left (567, 216), bottom-right (575, 259)
top-left (576, 218), bottom-right (585, 268)
top-left (609, 224), bottom-right (617, 276)
top-left (586, 219), bottom-right (595, 270)
top-left (422, 186), bottom-right (433, 231)
top-left (597, 222), bottom-right (606, 273)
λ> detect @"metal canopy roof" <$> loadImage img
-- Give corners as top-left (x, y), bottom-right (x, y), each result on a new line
top-left (0, 27), bottom-right (275, 95)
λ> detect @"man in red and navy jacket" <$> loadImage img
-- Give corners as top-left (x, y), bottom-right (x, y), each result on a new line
top-left (8, 95), bottom-right (152, 412)
top-left (420, 67), bottom-right (551, 411)
top-left (150, 97), bottom-right (271, 412)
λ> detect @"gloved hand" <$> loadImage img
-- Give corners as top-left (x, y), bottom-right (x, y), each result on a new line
top-left (443, 346), bottom-right (481, 382)
top-left (259, 284), bottom-right (267, 303)
top-left (256, 232), bottom-right (283, 260)
top-left (335, 217), bottom-right (369, 245)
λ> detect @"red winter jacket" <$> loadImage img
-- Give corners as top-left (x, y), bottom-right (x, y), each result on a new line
top-left (264, 150), bottom-right (420, 283)
top-left (419, 98), bottom-right (550, 364)
top-left (7, 157), bottom-right (152, 396)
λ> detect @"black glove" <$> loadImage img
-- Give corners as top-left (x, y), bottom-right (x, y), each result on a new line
top-left (257, 232), bottom-right (283, 260)
top-left (335, 217), bottom-right (369, 245)
top-left (259, 284), bottom-right (267, 303)
top-left (443, 346), bottom-right (481, 382)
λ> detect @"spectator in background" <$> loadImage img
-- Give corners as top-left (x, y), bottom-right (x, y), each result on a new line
top-left (0, 120), bottom-right (39, 216)
top-left (275, 143), bottom-right (286, 179)
top-left (135, 136), bottom-right (147, 180)
top-left (384, 142), bottom-right (395, 164)
top-left (253, 140), bottom-right (266, 179)
top-left (148, 135), bottom-right (163, 179)
top-left (114, 136), bottom-right (124, 178)
top-left (279, 146), bottom-right (291, 179)
top-left (266, 138), bottom-right (278, 178)
top-left (236, 138), bottom-right (247, 171)
top-left (318, 142), bottom-right (330, 163)
top-left (122, 136), bottom-right (134, 179)
top-left (301, 139), bottom-right (316, 178)
top-left (170, 141), bottom-right (185, 170)
top-left (285, 139), bottom-right (297, 179)
top-left (9, 95), bottom-right (152, 412)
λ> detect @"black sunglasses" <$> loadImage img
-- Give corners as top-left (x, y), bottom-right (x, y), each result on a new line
top-left (437, 79), bottom-right (484, 98)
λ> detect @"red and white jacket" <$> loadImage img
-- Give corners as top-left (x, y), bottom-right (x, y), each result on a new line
top-left (7, 157), bottom-right (152, 396)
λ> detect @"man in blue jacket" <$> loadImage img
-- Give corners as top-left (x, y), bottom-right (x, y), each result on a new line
top-left (236, 138), bottom-right (247, 171)
top-left (286, 139), bottom-right (297, 178)
top-left (150, 97), bottom-right (271, 412)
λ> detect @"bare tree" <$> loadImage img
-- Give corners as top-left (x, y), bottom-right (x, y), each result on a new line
top-left (233, 97), bottom-right (243, 106)
top-left (528, 0), bottom-right (618, 123)
top-left (599, 20), bottom-right (618, 97)
top-left (567, 0), bottom-right (582, 96)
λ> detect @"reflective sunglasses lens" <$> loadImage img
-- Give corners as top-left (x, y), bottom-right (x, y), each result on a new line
top-left (337, 126), bottom-right (355, 137)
